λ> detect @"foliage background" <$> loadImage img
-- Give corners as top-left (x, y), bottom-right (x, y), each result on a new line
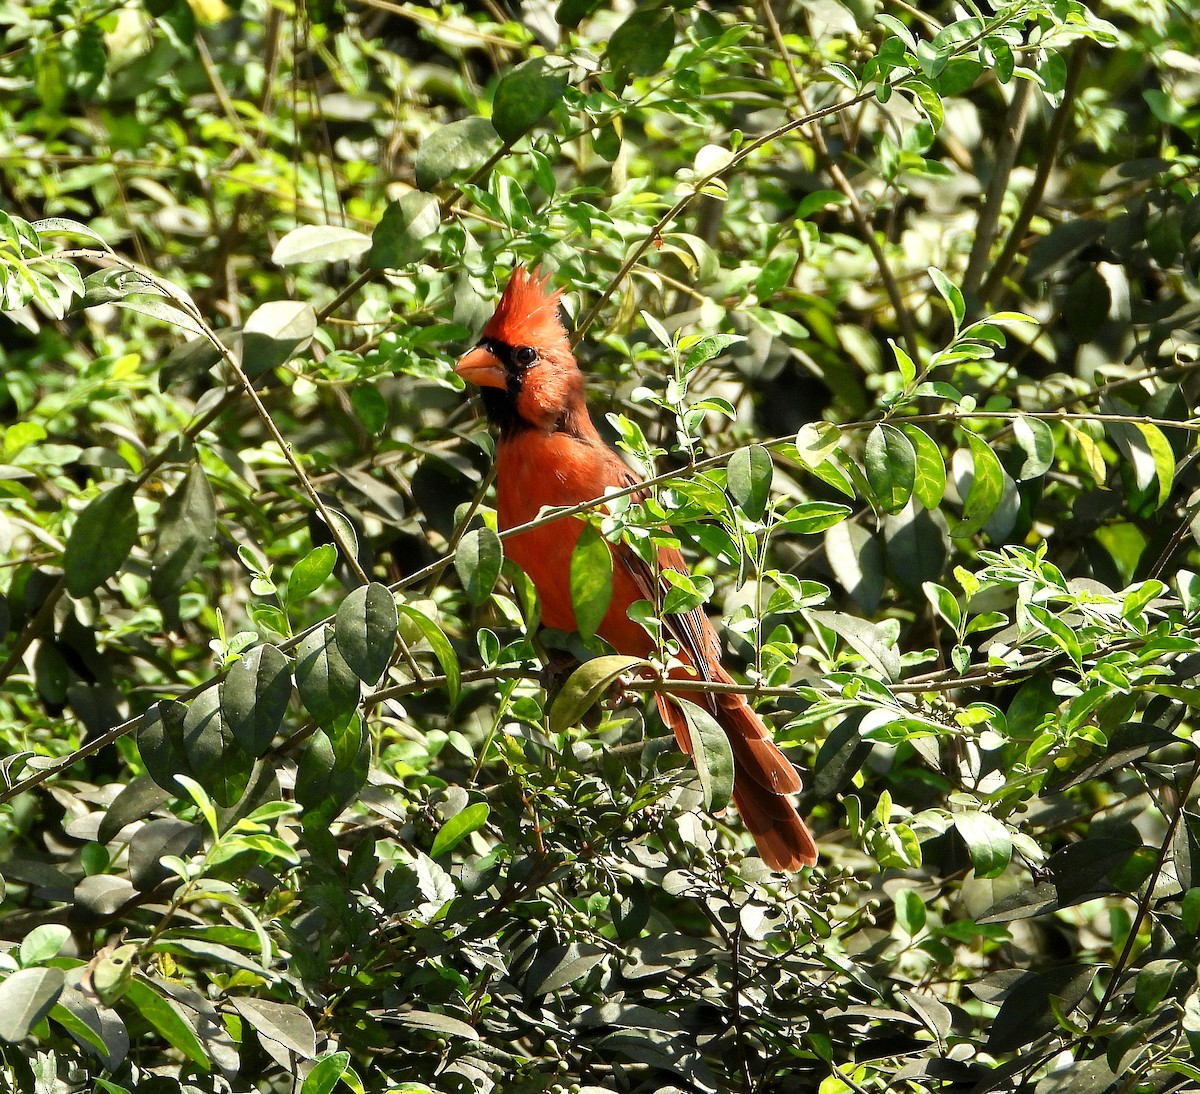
top-left (2, 0), bottom-right (1200, 1091)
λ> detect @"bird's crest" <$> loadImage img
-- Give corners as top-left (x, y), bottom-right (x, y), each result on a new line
top-left (483, 266), bottom-right (565, 346)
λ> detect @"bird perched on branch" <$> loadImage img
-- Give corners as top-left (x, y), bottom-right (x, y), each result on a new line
top-left (455, 266), bottom-right (817, 871)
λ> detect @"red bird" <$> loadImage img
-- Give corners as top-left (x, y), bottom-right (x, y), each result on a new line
top-left (456, 267), bottom-right (817, 871)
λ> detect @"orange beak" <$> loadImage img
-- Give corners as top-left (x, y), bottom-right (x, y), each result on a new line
top-left (455, 345), bottom-right (507, 390)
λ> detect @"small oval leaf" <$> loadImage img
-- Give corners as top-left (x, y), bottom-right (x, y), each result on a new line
top-left (65, 483), bottom-right (139, 597)
top-left (222, 643), bottom-right (292, 757)
top-left (295, 626), bottom-right (361, 727)
top-left (455, 527), bottom-right (503, 605)
top-left (335, 582), bottom-right (399, 685)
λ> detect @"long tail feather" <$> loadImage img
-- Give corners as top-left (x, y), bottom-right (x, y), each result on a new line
top-left (656, 684), bottom-right (817, 871)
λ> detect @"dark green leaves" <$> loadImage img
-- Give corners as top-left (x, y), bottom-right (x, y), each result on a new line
top-left (492, 58), bottom-right (568, 142)
top-left (415, 117), bottom-right (499, 190)
top-left (335, 582), bottom-right (398, 685)
top-left (222, 643), bottom-right (291, 757)
top-left (64, 483), bottom-right (138, 596)
top-left (608, 6), bottom-right (675, 87)
top-left (151, 463), bottom-right (215, 600)
top-left (0, 968), bottom-right (65, 1042)
top-left (367, 192), bottom-right (441, 270)
top-left (456, 527), bottom-right (503, 604)
top-left (295, 626), bottom-right (361, 727)
top-left (676, 698), bottom-right (734, 813)
top-left (570, 525), bottom-right (613, 639)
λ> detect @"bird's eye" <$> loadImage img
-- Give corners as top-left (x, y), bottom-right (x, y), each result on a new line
top-left (513, 345), bottom-right (537, 367)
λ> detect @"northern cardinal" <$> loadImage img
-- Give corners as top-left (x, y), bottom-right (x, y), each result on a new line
top-left (455, 267), bottom-right (817, 870)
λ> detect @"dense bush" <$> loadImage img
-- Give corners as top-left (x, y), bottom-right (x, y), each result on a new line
top-left (2, 0), bottom-right (1200, 1090)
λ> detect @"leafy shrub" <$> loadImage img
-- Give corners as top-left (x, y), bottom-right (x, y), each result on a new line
top-left (2, 1), bottom-right (1200, 1092)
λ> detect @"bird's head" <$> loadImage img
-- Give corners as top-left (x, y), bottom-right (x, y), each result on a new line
top-left (456, 266), bottom-right (589, 436)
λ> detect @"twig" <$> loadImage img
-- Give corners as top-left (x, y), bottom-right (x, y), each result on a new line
top-left (761, 0), bottom-right (920, 363)
top-left (979, 44), bottom-right (1090, 306)
top-left (962, 74), bottom-right (1035, 301)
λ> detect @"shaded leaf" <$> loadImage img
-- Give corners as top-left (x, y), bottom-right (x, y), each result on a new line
top-left (727, 444), bottom-right (773, 520)
top-left (221, 643), bottom-right (292, 757)
top-left (414, 117), bottom-right (499, 190)
top-left (335, 582), bottom-right (398, 685)
top-left (295, 626), bottom-right (361, 726)
top-left (456, 527), bottom-right (503, 605)
top-left (676, 697), bottom-right (734, 813)
top-left (367, 192), bottom-right (442, 270)
top-left (492, 57), bottom-right (569, 141)
top-left (150, 463), bottom-right (215, 599)
top-left (64, 482), bottom-right (138, 597)
top-left (549, 655), bottom-right (648, 733)
top-left (0, 968), bottom-right (65, 1042)
top-left (864, 424), bottom-right (915, 514)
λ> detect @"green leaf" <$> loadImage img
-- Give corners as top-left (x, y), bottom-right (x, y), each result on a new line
top-left (137, 700), bottom-right (195, 793)
top-left (727, 444), bottom-right (773, 520)
top-left (569, 524), bottom-right (613, 639)
top-left (608, 5), bottom-right (675, 87)
top-left (221, 643), bottom-right (292, 757)
top-left (922, 581), bottom-right (962, 632)
top-left (811, 610), bottom-right (901, 681)
top-left (294, 722), bottom-right (370, 828)
top-left (122, 977), bottom-right (212, 1070)
top-left (271, 226), bottom-right (371, 267)
top-left (183, 688), bottom-right (253, 808)
top-left (456, 527), bottom-right (503, 605)
top-left (948, 430), bottom-right (1004, 538)
top-left (556, 0), bottom-right (604, 27)
top-left (894, 888), bottom-right (926, 936)
top-left (864, 424), bottom-right (916, 514)
top-left (928, 267), bottom-right (964, 331)
top-left (366, 192), bottom-right (442, 270)
top-left (662, 569), bottom-right (713, 615)
top-left (150, 463), bottom-right (216, 599)
top-left (773, 501), bottom-right (851, 535)
top-left (335, 582), bottom-right (399, 685)
top-left (492, 57), bottom-right (569, 142)
top-left (683, 333), bottom-right (743, 373)
top-left (676, 698), bottom-right (734, 813)
top-left (397, 603), bottom-right (460, 705)
top-left (1012, 415), bottom-right (1055, 481)
top-left (0, 968), bottom-right (65, 1042)
top-left (901, 425), bottom-right (947, 508)
top-left (954, 811), bottom-right (1012, 878)
top-left (302, 1052), bottom-right (354, 1094)
top-left (19, 924), bottom-right (70, 966)
top-left (1135, 421), bottom-right (1176, 510)
top-left (414, 117), bottom-right (499, 190)
top-left (242, 300), bottom-right (316, 377)
top-left (549, 654), bottom-right (648, 733)
top-left (430, 801), bottom-right (490, 857)
top-left (287, 544), bottom-right (338, 606)
top-left (295, 626), bottom-right (362, 726)
top-left (64, 482), bottom-right (139, 597)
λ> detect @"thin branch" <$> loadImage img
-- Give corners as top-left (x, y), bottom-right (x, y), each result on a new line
top-left (761, 0), bottom-right (920, 363)
top-left (979, 44), bottom-right (1090, 306)
top-left (962, 74), bottom-right (1035, 302)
